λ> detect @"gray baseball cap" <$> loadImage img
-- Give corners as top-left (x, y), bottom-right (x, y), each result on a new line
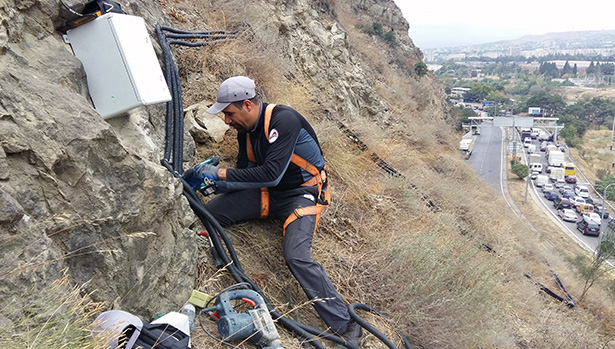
top-left (207, 76), bottom-right (256, 114)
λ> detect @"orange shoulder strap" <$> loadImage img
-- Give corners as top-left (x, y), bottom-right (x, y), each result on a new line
top-left (246, 104), bottom-right (276, 163)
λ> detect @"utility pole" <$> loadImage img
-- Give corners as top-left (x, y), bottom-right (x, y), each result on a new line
top-left (512, 117), bottom-right (517, 166)
top-left (601, 183), bottom-right (615, 240)
top-left (524, 173), bottom-right (529, 203)
top-left (611, 116), bottom-right (615, 167)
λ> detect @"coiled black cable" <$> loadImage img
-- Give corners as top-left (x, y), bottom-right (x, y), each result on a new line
top-left (156, 23), bottom-right (411, 349)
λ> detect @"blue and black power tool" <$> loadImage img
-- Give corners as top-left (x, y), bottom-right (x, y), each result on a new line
top-left (183, 156), bottom-right (220, 195)
top-left (215, 289), bottom-right (282, 349)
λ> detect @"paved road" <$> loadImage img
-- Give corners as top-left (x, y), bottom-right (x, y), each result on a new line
top-left (523, 137), bottom-right (603, 251)
top-left (466, 123), bottom-right (502, 194)
top-left (466, 126), bottom-right (603, 253)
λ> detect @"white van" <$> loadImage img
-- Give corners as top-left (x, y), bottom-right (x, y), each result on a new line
top-left (535, 175), bottom-right (549, 187)
top-left (531, 129), bottom-right (540, 139)
top-left (575, 185), bottom-right (590, 198)
top-left (529, 163), bottom-right (543, 173)
top-left (523, 138), bottom-right (532, 148)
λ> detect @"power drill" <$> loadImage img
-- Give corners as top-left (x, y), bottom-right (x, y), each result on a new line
top-left (183, 156), bottom-right (219, 195)
top-left (215, 289), bottom-right (283, 349)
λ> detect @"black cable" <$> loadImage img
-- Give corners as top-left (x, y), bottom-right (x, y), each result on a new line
top-left (348, 303), bottom-right (412, 349)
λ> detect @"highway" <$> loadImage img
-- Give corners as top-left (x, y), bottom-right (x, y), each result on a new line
top-left (523, 137), bottom-right (603, 251)
top-left (466, 123), bottom-right (502, 194)
top-left (466, 123), bottom-right (604, 253)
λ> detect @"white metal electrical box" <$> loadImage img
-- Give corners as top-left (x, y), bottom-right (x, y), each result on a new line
top-left (66, 13), bottom-right (171, 119)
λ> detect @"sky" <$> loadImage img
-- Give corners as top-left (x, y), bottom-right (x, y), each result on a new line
top-left (393, 0), bottom-right (615, 49)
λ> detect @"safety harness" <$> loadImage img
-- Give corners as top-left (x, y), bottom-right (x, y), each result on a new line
top-left (245, 104), bottom-right (330, 235)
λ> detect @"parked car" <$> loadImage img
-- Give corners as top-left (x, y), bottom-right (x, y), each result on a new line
top-left (565, 175), bottom-right (577, 184)
top-left (542, 183), bottom-right (554, 192)
top-left (544, 191), bottom-right (560, 201)
top-left (561, 191), bottom-right (575, 199)
top-left (570, 196), bottom-right (586, 207)
top-left (577, 219), bottom-right (601, 236)
top-left (585, 197), bottom-right (595, 205)
top-left (583, 212), bottom-right (602, 225)
top-left (530, 171), bottom-right (539, 180)
top-left (553, 197), bottom-right (572, 209)
top-left (559, 185), bottom-right (572, 194)
top-left (554, 179), bottom-right (566, 189)
top-left (545, 166), bottom-right (552, 174)
top-left (558, 209), bottom-right (578, 222)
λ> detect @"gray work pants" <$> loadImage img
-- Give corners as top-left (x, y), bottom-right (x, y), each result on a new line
top-left (204, 186), bottom-right (351, 333)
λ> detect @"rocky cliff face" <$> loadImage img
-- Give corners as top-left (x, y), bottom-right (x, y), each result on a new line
top-left (0, 0), bottom-right (445, 322)
top-left (0, 0), bottom-right (199, 317)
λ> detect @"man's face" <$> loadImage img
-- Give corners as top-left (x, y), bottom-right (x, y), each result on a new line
top-left (222, 100), bottom-right (257, 131)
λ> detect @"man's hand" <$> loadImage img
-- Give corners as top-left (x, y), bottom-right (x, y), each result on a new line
top-left (195, 163), bottom-right (220, 180)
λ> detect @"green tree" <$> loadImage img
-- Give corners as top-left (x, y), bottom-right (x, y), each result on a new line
top-left (382, 30), bottom-right (397, 48)
top-left (511, 163), bottom-right (529, 179)
top-left (587, 61), bottom-right (596, 75)
top-left (577, 226), bottom-right (615, 302)
top-left (561, 60), bottom-right (571, 76)
top-left (601, 63), bottom-right (615, 76)
top-left (595, 175), bottom-right (615, 200)
top-left (414, 62), bottom-right (428, 77)
top-left (363, 22), bottom-right (383, 37)
top-left (525, 91), bottom-right (566, 116)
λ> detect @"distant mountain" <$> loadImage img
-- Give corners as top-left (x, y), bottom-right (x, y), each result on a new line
top-left (425, 30), bottom-right (615, 61)
top-left (456, 30), bottom-right (615, 51)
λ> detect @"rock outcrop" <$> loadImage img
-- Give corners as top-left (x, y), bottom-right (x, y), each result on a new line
top-left (0, 0), bottom-right (198, 317)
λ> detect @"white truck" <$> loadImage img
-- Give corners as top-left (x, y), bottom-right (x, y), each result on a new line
top-left (548, 151), bottom-right (565, 167)
top-left (529, 154), bottom-right (542, 173)
top-left (460, 137), bottom-right (475, 159)
top-left (535, 175), bottom-right (549, 188)
top-left (529, 154), bottom-right (542, 164)
top-left (549, 167), bottom-right (565, 182)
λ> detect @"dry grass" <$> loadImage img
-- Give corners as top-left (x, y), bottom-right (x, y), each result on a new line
top-left (0, 270), bottom-right (107, 349)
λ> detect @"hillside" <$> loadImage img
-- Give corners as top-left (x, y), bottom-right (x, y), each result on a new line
top-left (1, 0), bottom-right (615, 348)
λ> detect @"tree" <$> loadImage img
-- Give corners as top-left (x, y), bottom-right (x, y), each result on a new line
top-left (363, 22), bottom-right (383, 37)
top-left (382, 30), bottom-right (397, 48)
top-left (561, 60), bottom-right (571, 77)
top-left (595, 175), bottom-right (615, 200)
top-left (525, 91), bottom-right (566, 116)
top-left (511, 163), bottom-right (529, 179)
top-left (577, 226), bottom-right (615, 302)
top-left (601, 63), bottom-right (615, 76)
top-left (414, 62), bottom-right (428, 77)
top-left (587, 61), bottom-right (596, 75)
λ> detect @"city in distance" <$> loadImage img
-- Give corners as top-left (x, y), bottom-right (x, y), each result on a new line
top-left (422, 30), bottom-right (615, 63)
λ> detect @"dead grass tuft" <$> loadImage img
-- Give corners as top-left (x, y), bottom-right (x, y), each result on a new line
top-left (0, 269), bottom-right (106, 348)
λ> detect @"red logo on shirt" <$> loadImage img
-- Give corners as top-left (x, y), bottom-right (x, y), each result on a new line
top-left (269, 129), bottom-right (279, 143)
